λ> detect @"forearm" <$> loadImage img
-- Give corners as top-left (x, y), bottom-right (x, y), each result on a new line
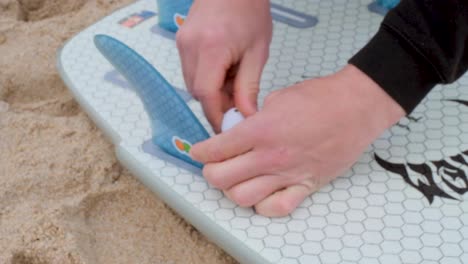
top-left (349, 0), bottom-right (468, 113)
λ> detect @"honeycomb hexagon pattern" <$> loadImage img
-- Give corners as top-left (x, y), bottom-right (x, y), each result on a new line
top-left (58, 0), bottom-right (468, 263)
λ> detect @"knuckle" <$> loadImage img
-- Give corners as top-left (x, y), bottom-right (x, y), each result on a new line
top-left (267, 147), bottom-right (290, 170)
top-left (262, 147), bottom-right (291, 172)
top-left (199, 28), bottom-right (226, 49)
top-left (275, 198), bottom-right (296, 216)
top-left (175, 28), bottom-right (193, 48)
top-left (192, 88), bottom-right (215, 102)
top-left (190, 88), bottom-right (204, 101)
top-left (300, 178), bottom-right (319, 193)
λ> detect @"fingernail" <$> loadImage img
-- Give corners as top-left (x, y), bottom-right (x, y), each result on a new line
top-left (189, 144), bottom-right (200, 161)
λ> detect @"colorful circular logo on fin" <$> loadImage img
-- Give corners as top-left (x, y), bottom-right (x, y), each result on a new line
top-left (172, 136), bottom-right (192, 155)
top-left (174, 13), bottom-right (186, 29)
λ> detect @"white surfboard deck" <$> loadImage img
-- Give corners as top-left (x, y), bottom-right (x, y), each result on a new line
top-left (57, 0), bottom-right (468, 263)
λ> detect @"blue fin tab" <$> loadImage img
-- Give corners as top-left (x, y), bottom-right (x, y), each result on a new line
top-left (94, 34), bottom-right (209, 168)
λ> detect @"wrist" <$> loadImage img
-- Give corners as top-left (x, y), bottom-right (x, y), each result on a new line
top-left (337, 64), bottom-right (406, 135)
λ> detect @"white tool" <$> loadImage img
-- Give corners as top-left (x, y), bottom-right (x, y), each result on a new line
top-left (221, 108), bottom-right (245, 132)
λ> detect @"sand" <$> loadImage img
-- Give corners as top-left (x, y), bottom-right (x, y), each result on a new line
top-left (0, 0), bottom-right (236, 263)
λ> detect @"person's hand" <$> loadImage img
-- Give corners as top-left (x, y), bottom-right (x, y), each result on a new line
top-left (176, 0), bottom-right (272, 132)
top-left (190, 65), bottom-right (406, 217)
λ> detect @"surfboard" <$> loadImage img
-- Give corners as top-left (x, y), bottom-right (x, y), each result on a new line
top-left (57, 1), bottom-right (468, 263)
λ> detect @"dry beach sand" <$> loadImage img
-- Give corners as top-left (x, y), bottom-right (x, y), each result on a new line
top-left (0, 0), bottom-right (236, 263)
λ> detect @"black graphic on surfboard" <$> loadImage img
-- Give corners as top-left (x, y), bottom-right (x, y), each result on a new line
top-left (375, 99), bottom-right (468, 203)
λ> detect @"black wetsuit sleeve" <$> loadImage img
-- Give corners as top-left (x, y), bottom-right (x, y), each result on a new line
top-left (349, 0), bottom-right (468, 113)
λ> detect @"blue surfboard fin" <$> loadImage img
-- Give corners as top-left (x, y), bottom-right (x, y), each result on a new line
top-left (94, 34), bottom-right (209, 168)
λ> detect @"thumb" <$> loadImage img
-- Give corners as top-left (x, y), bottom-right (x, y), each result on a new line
top-left (234, 48), bottom-right (268, 116)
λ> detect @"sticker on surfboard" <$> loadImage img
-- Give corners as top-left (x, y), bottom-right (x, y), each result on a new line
top-left (119, 10), bottom-right (156, 28)
top-left (172, 136), bottom-right (192, 156)
top-left (174, 13), bottom-right (185, 29)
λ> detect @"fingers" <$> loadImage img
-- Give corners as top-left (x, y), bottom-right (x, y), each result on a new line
top-left (190, 118), bottom-right (256, 163)
top-left (177, 28), bottom-right (235, 131)
top-left (203, 150), bottom-right (273, 190)
top-left (234, 47), bottom-right (269, 116)
top-left (176, 30), bottom-right (198, 94)
top-left (255, 179), bottom-right (319, 217)
top-left (224, 174), bottom-right (288, 207)
top-left (179, 53), bottom-right (197, 94)
top-left (193, 52), bottom-right (231, 132)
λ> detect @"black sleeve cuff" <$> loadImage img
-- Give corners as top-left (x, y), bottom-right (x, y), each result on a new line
top-left (349, 24), bottom-right (440, 114)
